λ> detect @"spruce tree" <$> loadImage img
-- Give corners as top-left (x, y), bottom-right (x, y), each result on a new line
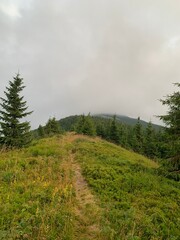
top-left (156, 129), bottom-right (170, 159)
top-left (144, 122), bottom-right (157, 158)
top-left (133, 117), bottom-right (144, 153)
top-left (158, 83), bottom-right (180, 173)
top-left (109, 115), bottom-right (119, 143)
top-left (37, 124), bottom-right (45, 138)
top-left (76, 114), bottom-right (96, 136)
top-left (119, 124), bottom-right (128, 147)
top-left (96, 123), bottom-right (106, 138)
top-left (76, 115), bottom-right (86, 134)
top-left (44, 117), bottom-right (61, 136)
top-left (83, 114), bottom-right (96, 136)
top-left (0, 74), bottom-right (32, 148)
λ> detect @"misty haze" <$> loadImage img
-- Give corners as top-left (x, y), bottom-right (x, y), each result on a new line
top-left (0, 0), bottom-right (180, 128)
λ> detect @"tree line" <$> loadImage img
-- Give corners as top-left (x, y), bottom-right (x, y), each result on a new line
top-left (64, 114), bottom-right (168, 160)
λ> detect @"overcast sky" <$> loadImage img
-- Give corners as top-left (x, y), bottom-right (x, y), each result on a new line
top-left (0, 0), bottom-right (180, 129)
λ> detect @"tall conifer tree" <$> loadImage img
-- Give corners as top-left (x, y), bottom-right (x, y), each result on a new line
top-left (37, 124), bottom-right (45, 138)
top-left (144, 122), bottom-right (157, 158)
top-left (44, 117), bottom-right (61, 136)
top-left (133, 117), bottom-right (144, 153)
top-left (76, 114), bottom-right (96, 136)
top-left (109, 115), bottom-right (119, 143)
top-left (159, 83), bottom-right (180, 172)
top-left (0, 74), bottom-right (32, 147)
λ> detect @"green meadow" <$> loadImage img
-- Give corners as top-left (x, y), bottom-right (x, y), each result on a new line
top-left (0, 134), bottom-right (179, 239)
top-left (0, 136), bottom-right (75, 240)
top-left (74, 137), bottom-right (180, 239)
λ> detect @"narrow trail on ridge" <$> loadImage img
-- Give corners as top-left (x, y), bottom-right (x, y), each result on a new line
top-left (64, 133), bottom-right (103, 239)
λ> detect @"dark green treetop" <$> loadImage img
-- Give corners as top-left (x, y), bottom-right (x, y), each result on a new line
top-left (159, 83), bottom-right (180, 137)
top-left (37, 124), bottom-right (46, 138)
top-left (133, 117), bottom-right (144, 153)
top-left (76, 114), bottom-right (96, 136)
top-left (109, 115), bottom-right (119, 143)
top-left (0, 73), bottom-right (33, 148)
top-left (144, 121), bottom-right (157, 158)
top-left (44, 117), bottom-right (61, 136)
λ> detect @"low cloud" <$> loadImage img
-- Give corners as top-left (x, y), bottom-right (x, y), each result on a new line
top-left (0, 0), bottom-right (180, 128)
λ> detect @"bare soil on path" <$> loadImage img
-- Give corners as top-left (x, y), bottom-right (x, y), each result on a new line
top-left (64, 133), bottom-right (103, 239)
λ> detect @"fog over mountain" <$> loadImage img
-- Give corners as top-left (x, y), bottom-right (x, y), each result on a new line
top-left (0, 0), bottom-right (180, 129)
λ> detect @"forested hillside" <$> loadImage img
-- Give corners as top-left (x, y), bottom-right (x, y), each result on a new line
top-left (58, 114), bottom-right (167, 160)
top-left (59, 114), bottom-right (162, 131)
top-left (35, 108), bottom-right (179, 181)
top-left (94, 114), bottom-right (162, 130)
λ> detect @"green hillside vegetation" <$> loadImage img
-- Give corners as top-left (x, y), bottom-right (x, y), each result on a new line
top-left (0, 133), bottom-right (179, 239)
top-left (74, 137), bottom-right (180, 239)
top-left (0, 136), bottom-right (76, 239)
top-left (39, 111), bottom-right (178, 180)
top-left (58, 115), bottom-right (169, 162)
top-left (0, 77), bottom-right (179, 239)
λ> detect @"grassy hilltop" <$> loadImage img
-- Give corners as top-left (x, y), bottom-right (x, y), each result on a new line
top-left (0, 133), bottom-right (179, 240)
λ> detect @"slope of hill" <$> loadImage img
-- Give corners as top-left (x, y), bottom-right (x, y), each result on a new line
top-left (0, 133), bottom-right (179, 239)
top-left (59, 115), bottom-right (80, 131)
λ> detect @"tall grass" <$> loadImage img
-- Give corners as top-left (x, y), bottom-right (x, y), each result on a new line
top-left (74, 138), bottom-right (180, 240)
top-left (0, 136), bottom-right (75, 240)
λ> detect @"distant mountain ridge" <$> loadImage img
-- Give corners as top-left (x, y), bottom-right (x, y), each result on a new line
top-left (59, 113), bottom-right (162, 131)
top-left (94, 113), bottom-right (162, 130)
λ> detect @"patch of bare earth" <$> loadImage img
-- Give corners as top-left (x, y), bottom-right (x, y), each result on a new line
top-left (62, 133), bottom-right (103, 239)
top-left (71, 155), bottom-right (102, 240)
